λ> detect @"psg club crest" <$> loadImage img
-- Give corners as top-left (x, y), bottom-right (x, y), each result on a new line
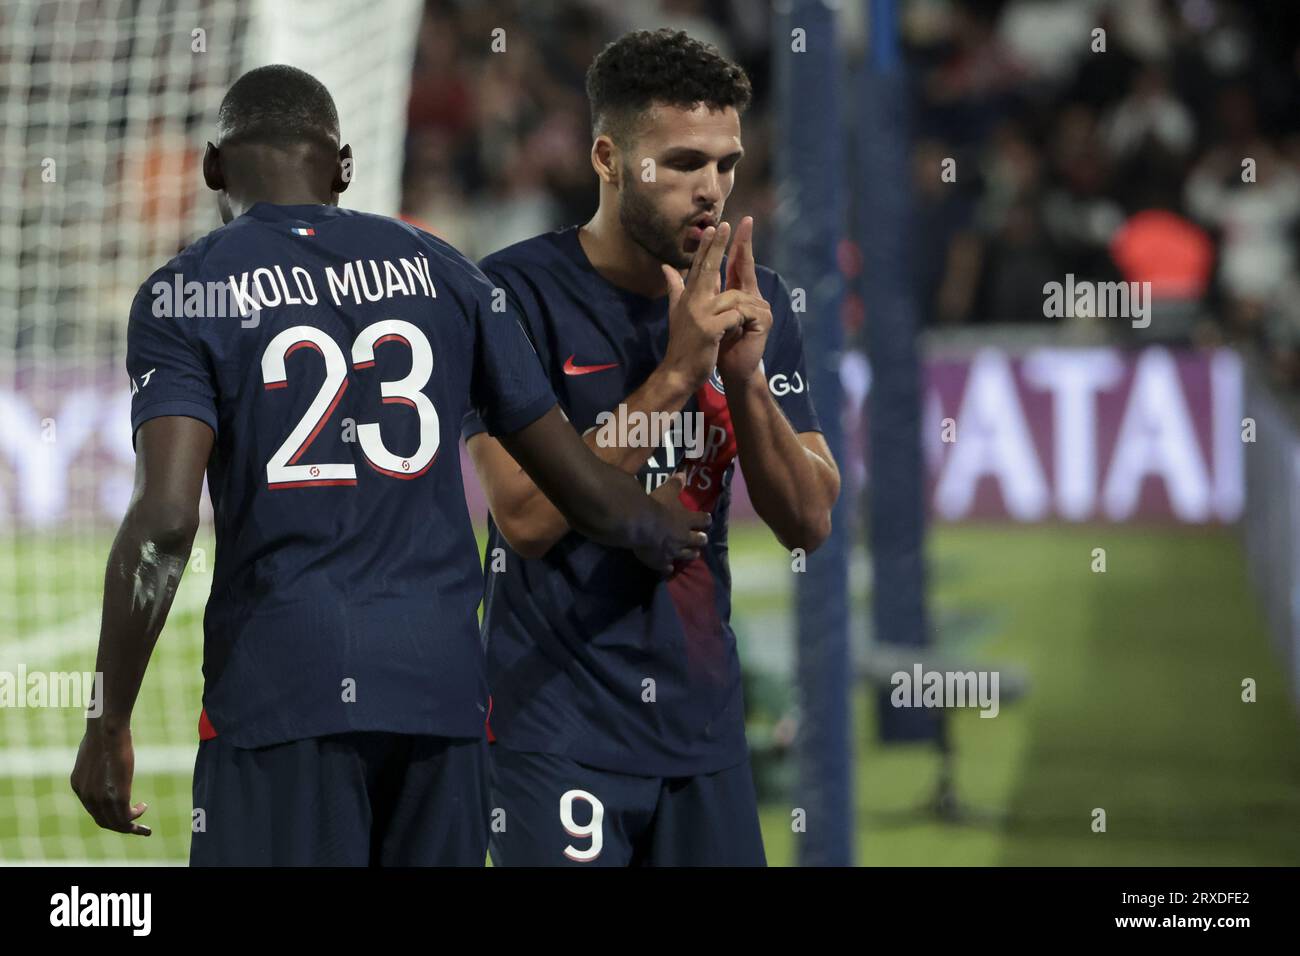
top-left (707, 366), bottom-right (726, 395)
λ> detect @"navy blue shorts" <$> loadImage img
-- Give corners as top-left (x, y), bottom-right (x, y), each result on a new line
top-left (190, 732), bottom-right (489, 866)
top-left (487, 746), bottom-right (766, 866)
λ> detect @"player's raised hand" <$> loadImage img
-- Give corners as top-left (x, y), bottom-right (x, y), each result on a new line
top-left (717, 216), bottom-right (772, 385)
top-left (634, 473), bottom-right (710, 575)
top-left (661, 221), bottom-right (744, 390)
top-left (71, 723), bottom-right (152, 836)
top-left (725, 214), bottom-right (761, 294)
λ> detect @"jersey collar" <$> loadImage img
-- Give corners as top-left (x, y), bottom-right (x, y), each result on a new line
top-left (242, 201), bottom-right (341, 223)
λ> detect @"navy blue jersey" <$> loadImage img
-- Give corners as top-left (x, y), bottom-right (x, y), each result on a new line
top-left (463, 226), bottom-right (821, 777)
top-left (126, 202), bottom-right (555, 748)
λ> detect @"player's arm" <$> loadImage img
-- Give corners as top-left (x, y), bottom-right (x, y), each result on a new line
top-left (496, 405), bottom-right (708, 573)
top-left (467, 248), bottom-right (714, 571)
top-left (727, 385), bottom-right (839, 552)
top-left (717, 217), bottom-right (840, 553)
top-left (469, 223), bottom-right (743, 559)
top-left (71, 415), bottom-right (212, 836)
top-left (467, 363), bottom-right (690, 559)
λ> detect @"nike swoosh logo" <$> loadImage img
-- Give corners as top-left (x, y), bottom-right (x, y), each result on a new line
top-left (563, 355), bottom-right (619, 376)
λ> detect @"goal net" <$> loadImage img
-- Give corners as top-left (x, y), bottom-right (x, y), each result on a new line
top-left (0, 0), bottom-right (421, 863)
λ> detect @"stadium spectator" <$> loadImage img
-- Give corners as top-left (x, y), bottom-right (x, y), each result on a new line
top-left (400, 0), bottom-right (1300, 385)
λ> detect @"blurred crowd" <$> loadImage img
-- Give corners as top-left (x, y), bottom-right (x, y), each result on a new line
top-left (909, 0), bottom-right (1300, 389)
top-left (400, 0), bottom-right (776, 262)
top-left (399, 0), bottom-right (1300, 388)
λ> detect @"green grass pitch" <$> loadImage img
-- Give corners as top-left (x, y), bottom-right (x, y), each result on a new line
top-left (2, 523), bottom-right (1297, 865)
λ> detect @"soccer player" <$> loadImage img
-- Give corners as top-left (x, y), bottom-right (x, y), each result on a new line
top-left (69, 65), bottom-right (709, 866)
top-left (463, 30), bottom-right (841, 865)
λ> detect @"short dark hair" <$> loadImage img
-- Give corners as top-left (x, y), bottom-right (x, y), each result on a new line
top-left (216, 64), bottom-right (340, 149)
top-left (585, 29), bottom-right (752, 145)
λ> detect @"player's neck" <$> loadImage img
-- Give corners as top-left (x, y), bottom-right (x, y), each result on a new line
top-left (223, 183), bottom-right (335, 220)
top-left (579, 210), bottom-right (669, 300)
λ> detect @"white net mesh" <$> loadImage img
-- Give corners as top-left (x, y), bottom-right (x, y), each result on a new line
top-left (0, 0), bottom-right (419, 862)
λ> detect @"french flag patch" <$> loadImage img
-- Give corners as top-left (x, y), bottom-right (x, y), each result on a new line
top-left (291, 227), bottom-right (315, 236)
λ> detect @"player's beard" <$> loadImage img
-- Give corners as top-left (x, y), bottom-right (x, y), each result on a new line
top-left (618, 167), bottom-right (693, 270)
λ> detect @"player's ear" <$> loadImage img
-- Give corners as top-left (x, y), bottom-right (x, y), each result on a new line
top-left (333, 144), bottom-right (353, 195)
top-left (591, 135), bottom-right (619, 187)
top-left (202, 142), bottom-right (223, 192)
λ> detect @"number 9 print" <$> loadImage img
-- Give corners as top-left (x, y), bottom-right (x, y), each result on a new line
top-left (560, 789), bottom-right (604, 863)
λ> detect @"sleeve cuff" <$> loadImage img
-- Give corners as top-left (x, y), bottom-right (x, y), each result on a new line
top-left (461, 410), bottom-right (488, 444)
top-left (785, 409), bottom-right (823, 434)
top-left (131, 399), bottom-right (218, 448)
top-left (484, 394), bottom-right (556, 438)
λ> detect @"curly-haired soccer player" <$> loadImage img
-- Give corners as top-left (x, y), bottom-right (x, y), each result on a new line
top-left (464, 30), bottom-right (841, 866)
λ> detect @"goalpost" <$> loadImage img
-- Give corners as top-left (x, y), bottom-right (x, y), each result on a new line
top-left (0, 0), bottom-right (420, 863)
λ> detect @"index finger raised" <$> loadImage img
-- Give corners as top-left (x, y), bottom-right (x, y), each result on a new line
top-left (692, 220), bottom-right (731, 298)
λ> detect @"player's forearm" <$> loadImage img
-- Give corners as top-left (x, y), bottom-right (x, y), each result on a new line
top-left (555, 456), bottom-right (674, 551)
top-left (726, 368), bottom-right (839, 553)
top-left (90, 503), bottom-right (195, 731)
top-left (587, 363), bottom-right (697, 471)
top-left (495, 363), bottom-right (696, 556)
top-left (498, 412), bottom-right (681, 555)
